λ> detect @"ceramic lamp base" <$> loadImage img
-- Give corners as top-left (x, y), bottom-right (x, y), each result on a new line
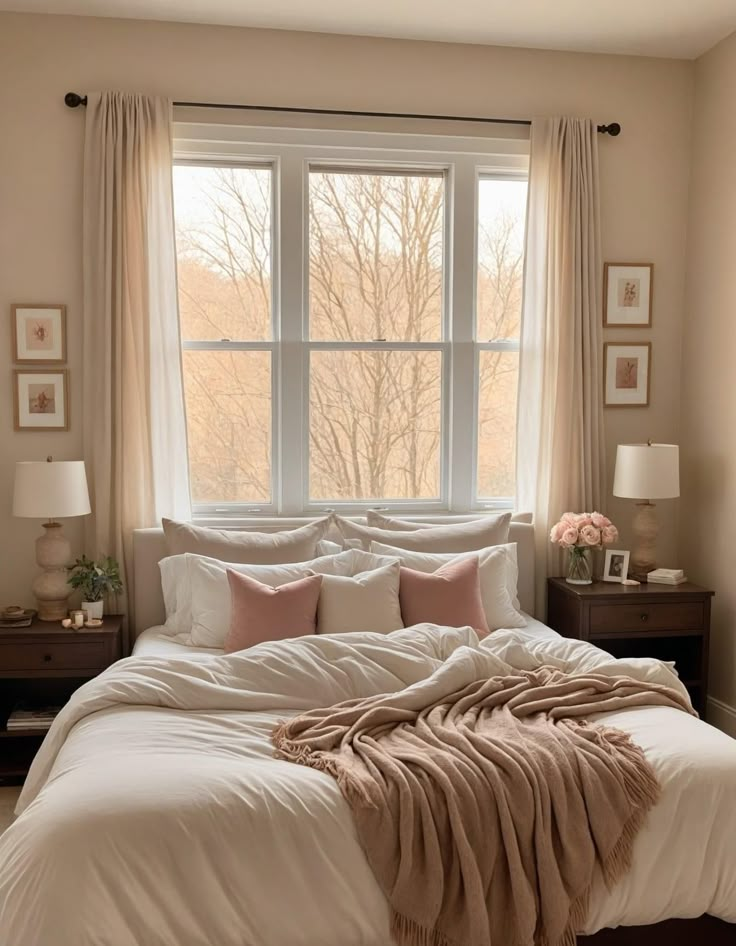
top-left (630, 501), bottom-right (658, 581)
top-left (32, 522), bottom-right (71, 621)
top-left (34, 591), bottom-right (70, 622)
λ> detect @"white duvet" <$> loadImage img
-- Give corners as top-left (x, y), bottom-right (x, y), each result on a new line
top-left (1, 625), bottom-right (735, 946)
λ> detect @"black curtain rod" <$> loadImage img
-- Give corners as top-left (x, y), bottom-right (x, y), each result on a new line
top-left (63, 92), bottom-right (621, 136)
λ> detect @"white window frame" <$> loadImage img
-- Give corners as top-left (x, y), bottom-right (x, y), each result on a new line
top-left (473, 170), bottom-right (527, 506)
top-left (173, 121), bottom-right (529, 519)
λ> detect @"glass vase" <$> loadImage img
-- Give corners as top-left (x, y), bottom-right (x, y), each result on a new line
top-left (566, 546), bottom-right (593, 585)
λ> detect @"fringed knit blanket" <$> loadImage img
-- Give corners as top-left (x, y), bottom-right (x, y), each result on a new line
top-left (274, 661), bottom-right (694, 946)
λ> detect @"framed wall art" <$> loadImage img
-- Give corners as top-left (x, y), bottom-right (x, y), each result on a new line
top-left (603, 264), bottom-right (653, 327)
top-left (13, 369), bottom-right (70, 431)
top-left (12, 304), bottom-right (67, 363)
top-left (604, 342), bottom-right (651, 407)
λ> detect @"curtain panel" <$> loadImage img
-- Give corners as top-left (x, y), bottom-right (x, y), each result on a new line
top-left (82, 92), bottom-right (190, 645)
top-left (516, 118), bottom-right (606, 615)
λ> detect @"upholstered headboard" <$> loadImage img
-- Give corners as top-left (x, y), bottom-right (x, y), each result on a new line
top-left (132, 517), bottom-right (536, 639)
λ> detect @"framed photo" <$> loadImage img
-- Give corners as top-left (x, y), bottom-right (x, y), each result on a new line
top-left (13, 369), bottom-right (69, 431)
top-left (604, 342), bottom-right (651, 407)
top-left (603, 549), bottom-right (630, 583)
top-left (12, 304), bottom-right (67, 363)
top-left (603, 264), bottom-right (653, 327)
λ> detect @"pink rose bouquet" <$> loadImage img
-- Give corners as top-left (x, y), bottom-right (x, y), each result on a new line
top-left (550, 512), bottom-right (618, 584)
top-left (549, 512), bottom-right (618, 550)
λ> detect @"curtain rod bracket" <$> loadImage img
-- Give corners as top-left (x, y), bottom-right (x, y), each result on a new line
top-left (63, 92), bottom-right (620, 135)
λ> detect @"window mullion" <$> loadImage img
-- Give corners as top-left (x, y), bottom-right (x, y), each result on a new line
top-left (277, 152), bottom-right (307, 515)
top-left (448, 156), bottom-right (478, 512)
top-left (477, 340), bottom-right (521, 352)
top-left (307, 341), bottom-right (446, 352)
top-left (182, 340), bottom-right (273, 351)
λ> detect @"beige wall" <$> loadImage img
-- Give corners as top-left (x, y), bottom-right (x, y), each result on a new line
top-left (680, 30), bottom-right (736, 726)
top-left (0, 12), bottom-right (693, 607)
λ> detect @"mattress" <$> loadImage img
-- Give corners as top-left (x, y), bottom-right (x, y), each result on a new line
top-left (131, 614), bottom-right (557, 657)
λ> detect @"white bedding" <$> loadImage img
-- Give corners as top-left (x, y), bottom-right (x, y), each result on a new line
top-left (133, 625), bottom-right (223, 657)
top-left (1, 624), bottom-right (734, 945)
top-left (131, 613), bottom-right (557, 658)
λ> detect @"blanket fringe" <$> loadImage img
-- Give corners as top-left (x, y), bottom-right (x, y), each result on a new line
top-left (391, 911), bottom-right (454, 946)
top-left (535, 887), bottom-right (589, 946)
top-left (594, 725), bottom-right (661, 890)
top-left (273, 722), bottom-right (377, 808)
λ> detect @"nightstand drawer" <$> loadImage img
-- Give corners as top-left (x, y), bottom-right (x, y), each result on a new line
top-left (1, 640), bottom-right (108, 672)
top-left (589, 601), bottom-right (704, 633)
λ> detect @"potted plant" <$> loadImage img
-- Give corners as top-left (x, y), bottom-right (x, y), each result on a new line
top-left (67, 555), bottom-right (123, 620)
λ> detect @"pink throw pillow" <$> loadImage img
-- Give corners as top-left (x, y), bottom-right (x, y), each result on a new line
top-left (224, 569), bottom-right (323, 654)
top-left (399, 556), bottom-right (490, 637)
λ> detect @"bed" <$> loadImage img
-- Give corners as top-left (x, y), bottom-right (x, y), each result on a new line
top-left (0, 523), bottom-right (734, 945)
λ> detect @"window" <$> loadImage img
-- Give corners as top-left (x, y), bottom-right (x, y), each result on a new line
top-left (308, 167), bottom-right (444, 501)
top-left (173, 127), bottom-right (528, 516)
top-left (476, 177), bottom-right (527, 499)
top-left (174, 164), bottom-right (274, 507)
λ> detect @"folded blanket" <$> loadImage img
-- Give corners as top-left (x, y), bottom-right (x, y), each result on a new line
top-left (274, 663), bottom-right (694, 946)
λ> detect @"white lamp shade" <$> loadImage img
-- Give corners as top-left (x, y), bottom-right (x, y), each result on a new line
top-left (13, 460), bottom-right (92, 519)
top-left (613, 443), bottom-right (680, 500)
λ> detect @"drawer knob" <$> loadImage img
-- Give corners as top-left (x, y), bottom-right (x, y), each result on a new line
top-left (640, 613), bottom-right (649, 622)
top-left (43, 653), bottom-right (52, 662)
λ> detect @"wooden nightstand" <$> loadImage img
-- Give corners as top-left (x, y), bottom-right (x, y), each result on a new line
top-left (546, 579), bottom-right (713, 717)
top-left (0, 614), bottom-right (123, 784)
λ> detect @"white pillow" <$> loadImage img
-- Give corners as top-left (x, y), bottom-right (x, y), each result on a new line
top-left (370, 541), bottom-right (526, 632)
top-left (336, 512), bottom-right (511, 553)
top-left (159, 556), bottom-right (193, 634)
top-left (161, 549), bottom-right (398, 648)
top-left (316, 538), bottom-right (363, 556)
top-left (315, 563), bottom-right (404, 636)
top-left (162, 516), bottom-right (333, 564)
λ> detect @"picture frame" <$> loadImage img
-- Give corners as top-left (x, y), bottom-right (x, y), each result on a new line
top-left (12, 304), bottom-right (67, 363)
top-left (603, 549), bottom-right (630, 583)
top-left (604, 342), bottom-right (651, 407)
top-left (13, 369), bottom-right (70, 431)
top-left (603, 264), bottom-right (653, 327)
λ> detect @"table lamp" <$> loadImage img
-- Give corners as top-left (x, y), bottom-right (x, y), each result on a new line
top-left (613, 442), bottom-right (679, 581)
top-left (12, 458), bottom-right (91, 620)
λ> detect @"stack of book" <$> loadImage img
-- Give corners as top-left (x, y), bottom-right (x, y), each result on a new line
top-left (647, 568), bottom-right (687, 586)
top-left (0, 607), bottom-right (35, 628)
top-left (6, 705), bottom-right (60, 732)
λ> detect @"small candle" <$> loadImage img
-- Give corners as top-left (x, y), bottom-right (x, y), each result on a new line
top-left (71, 610), bottom-right (85, 628)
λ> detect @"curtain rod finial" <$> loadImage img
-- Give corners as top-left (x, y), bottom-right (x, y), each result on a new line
top-left (598, 122), bottom-right (621, 136)
top-left (64, 92), bottom-right (87, 108)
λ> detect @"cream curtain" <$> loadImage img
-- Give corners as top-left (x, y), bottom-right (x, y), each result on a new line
top-left (82, 92), bottom-right (190, 641)
top-left (516, 118), bottom-right (606, 616)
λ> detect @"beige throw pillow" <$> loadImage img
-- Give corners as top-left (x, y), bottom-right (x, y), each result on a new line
top-left (315, 563), bottom-right (404, 636)
top-left (366, 511), bottom-right (530, 530)
top-left (162, 517), bottom-right (332, 565)
top-left (335, 512), bottom-right (511, 553)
